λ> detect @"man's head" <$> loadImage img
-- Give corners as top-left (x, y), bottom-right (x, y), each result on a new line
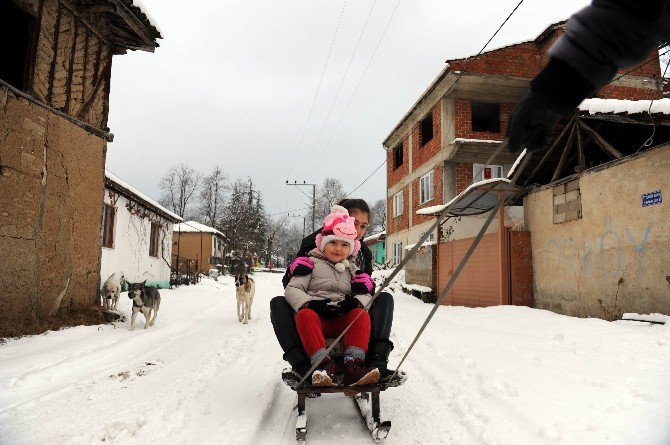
top-left (338, 198), bottom-right (370, 240)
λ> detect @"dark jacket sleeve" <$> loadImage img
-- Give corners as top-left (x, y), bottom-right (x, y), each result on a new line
top-left (282, 229), bottom-right (322, 288)
top-left (549, 0), bottom-right (670, 91)
top-left (359, 242), bottom-right (373, 276)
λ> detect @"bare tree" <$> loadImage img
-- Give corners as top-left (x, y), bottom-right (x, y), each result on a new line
top-left (265, 215), bottom-right (289, 267)
top-left (158, 163), bottom-right (202, 218)
top-left (370, 199), bottom-right (386, 233)
top-left (314, 177), bottom-right (346, 223)
top-left (198, 165), bottom-right (228, 228)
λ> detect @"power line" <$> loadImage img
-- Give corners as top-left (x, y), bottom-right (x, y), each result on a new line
top-left (346, 158), bottom-right (386, 197)
top-left (286, 1), bottom-right (348, 180)
top-left (296, 0), bottom-right (378, 178)
top-left (304, 0), bottom-right (403, 180)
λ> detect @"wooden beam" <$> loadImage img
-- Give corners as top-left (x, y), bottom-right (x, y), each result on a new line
top-left (579, 120), bottom-right (624, 159)
top-left (78, 4), bottom-right (117, 14)
top-left (108, 0), bottom-right (156, 46)
top-left (76, 55), bottom-right (111, 120)
top-left (576, 123), bottom-right (586, 172)
top-left (47, 4), bottom-right (63, 105)
top-left (65, 19), bottom-right (78, 113)
top-left (551, 121), bottom-right (577, 182)
top-left (524, 115), bottom-right (576, 185)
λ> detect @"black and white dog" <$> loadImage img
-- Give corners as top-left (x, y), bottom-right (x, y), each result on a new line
top-left (127, 280), bottom-right (161, 331)
top-left (235, 274), bottom-right (255, 324)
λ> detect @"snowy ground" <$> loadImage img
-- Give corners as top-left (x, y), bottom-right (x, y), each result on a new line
top-left (1, 272), bottom-right (669, 445)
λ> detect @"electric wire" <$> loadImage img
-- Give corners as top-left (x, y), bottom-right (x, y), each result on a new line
top-left (296, 0), bottom-right (378, 179)
top-left (286, 1), bottom-right (348, 181)
top-left (303, 0), bottom-right (403, 181)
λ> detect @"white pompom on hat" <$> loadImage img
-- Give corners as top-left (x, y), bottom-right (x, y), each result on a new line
top-left (314, 205), bottom-right (360, 257)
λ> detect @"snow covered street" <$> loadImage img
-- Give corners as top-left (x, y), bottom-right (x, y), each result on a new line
top-left (1, 272), bottom-right (669, 444)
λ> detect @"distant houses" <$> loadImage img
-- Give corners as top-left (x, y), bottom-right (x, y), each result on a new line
top-left (0, 0), bottom-right (161, 331)
top-left (101, 171), bottom-right (182, 289)
top-left (172, 221), bottom-right (227, 275)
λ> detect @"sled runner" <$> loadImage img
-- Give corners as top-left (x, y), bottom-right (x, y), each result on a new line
top-left (281, 339), bottom-right (406, 442)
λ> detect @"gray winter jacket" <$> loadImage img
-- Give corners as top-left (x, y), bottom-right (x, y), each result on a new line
top-left (551, 0), bottom-right (670, 90)
top-left (284, 250), bottom-right (372, 312)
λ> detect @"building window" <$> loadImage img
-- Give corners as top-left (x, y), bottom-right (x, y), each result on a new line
top-left (149, 222), bottom-right (160, 257)
top-left (393, 142), bottom-right (403, 169)
top-left (420, 112), bottom-right (433, 146)
top-left (419, 171), bottom-right (434, 205)
top-left (0, 2), bottom-right (34, 91)
top-left (101, 204), bottom-right (115, 248)
top-left (393, 241), bottom-right (403, 265)
top-left (473, 164), bottom-right (503, 182)
top-left (393, 191), bottom-right (404, 217)
top-left (471, 101), bottom-right (500, 133)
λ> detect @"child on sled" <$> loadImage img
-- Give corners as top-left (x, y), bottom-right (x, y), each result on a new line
top-left (284, 205), bottom-right (379, 387)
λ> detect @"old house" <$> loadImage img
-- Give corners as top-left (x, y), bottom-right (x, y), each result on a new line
top-left (364, 231), bottom-right (386, 266)
top-left (101, 171), bottom-right (181, 289)
top-left (172, 221), bottom-right (227, 275)
top-left (382, 21), bottom-right (662, 308)
top-left (0, 0), bottom-right (161, 331)
top-left (523, 98), bottom-right (670, 317)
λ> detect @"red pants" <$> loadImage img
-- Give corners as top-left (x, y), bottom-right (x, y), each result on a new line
top-left (295, 308), bottom-right (370, 357)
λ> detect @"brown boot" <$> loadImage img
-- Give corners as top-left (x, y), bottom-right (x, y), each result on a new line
top-left (343, 358), bottom-right (380, 386)
top-left (311, 355), bottom-right (337, 387)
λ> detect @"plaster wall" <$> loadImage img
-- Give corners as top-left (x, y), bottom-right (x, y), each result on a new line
top-left (100, 191), bottom-right (174, 288)
top-left (524, 144), bottom-right (670, 317)
top-left (0, 87), bottom-right (104, 322)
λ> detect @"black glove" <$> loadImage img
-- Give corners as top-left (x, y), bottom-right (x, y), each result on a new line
top-left (302, 299), bottom-right (339, 319)
top-left (335, 295), bottom-right (362, 314)
top-left (506, 58), bottom-right (595, 154)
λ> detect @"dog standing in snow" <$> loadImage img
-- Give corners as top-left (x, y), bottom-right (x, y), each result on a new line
top-left (101, 272), bottom-right (124, 311)
top-left (235, 274), bottom-right (255, 324)
top-left (127, 280), bottom-right (161, 331)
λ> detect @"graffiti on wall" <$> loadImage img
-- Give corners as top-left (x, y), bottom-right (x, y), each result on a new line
top-left (543, 221), bottom-right (652, 281)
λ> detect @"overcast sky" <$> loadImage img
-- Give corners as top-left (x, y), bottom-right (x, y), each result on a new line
top-left (106, 0), bottom-right (591, 220)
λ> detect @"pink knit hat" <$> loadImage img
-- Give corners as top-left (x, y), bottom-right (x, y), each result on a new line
top-left (315, 205), bottom-right (360, 257)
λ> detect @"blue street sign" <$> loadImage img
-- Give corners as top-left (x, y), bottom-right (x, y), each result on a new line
top-left (642, 190), bottom-right (662, 207)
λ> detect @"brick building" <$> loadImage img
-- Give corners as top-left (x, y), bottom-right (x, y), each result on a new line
top-left (0, 0), bottom-right (161, 333)
top-left (382, 21), bottom-right (662, 307)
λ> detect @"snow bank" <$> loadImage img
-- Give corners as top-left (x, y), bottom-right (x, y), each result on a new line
top-left (580, 98), bottom-right (670, 115)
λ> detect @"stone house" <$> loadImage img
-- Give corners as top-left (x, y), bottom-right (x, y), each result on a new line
top-left (0, 0), bottom-right (161, 330)
top-left (172, 221), bottom-right (227, 275)
top-left (382, 21), bottom-right (662, 308)
top-left (101, 171), bottom-right (182, 289)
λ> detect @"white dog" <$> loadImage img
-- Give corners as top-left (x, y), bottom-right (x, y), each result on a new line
top-left (235, 274), bottom-right (255, 324)
top-left (101, 272), bottom-right (124, 311)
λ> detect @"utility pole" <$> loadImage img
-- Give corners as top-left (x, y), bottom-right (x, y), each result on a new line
top-left (285, 180), bottom-right (317, 232)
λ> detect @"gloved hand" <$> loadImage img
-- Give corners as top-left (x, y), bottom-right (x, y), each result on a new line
top-left (289, 256), bottom-right (314, 277)
top-left (301, 299), bottom-right (339, 319)
top-left (335, 294), bottom-right (362, 314)
top-left (351, 271), bottom-right (374, 295)
top-left (506, 58), bottom-right (595, 155)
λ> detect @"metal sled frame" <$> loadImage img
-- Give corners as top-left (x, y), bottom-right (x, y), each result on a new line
top-left (285, 339), bottom-right (400, 442)
top-left (294, 384), bottom-right (392, 442)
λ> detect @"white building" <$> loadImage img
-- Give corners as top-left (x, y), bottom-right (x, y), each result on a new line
top-left (100, 171), bottom-right (182, 288)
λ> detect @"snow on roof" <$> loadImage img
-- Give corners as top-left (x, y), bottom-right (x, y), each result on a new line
top-left (364, 231), bottom-right (386, 242)
top-left (131, 0), bottom-right (162, 35)
top-left (416, 177), bottom-right (513, 216)
top-left (404, 240), bottom-right (437, 251)
top-left (579, 98), bottom-right (670, 115)
top-left (175, 221), bottom-right (225, 238)
top-left (105, 170), bottom-right (182, 222)
top-left (453, 138), bottom-right (503, 145)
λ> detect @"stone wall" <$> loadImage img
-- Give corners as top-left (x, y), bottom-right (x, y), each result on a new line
top-left (0, 86), bottom-right (105, 323)
top-left (524, 143), bottom-right (670, 317)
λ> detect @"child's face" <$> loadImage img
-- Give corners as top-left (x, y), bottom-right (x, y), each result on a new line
top-left (348, 209), bottom-right (369, 240)
top-left (323, 240), bottom-right (351, 263)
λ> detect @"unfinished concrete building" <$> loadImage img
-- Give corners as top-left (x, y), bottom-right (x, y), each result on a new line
top-left (0, 0), bottom-right (161, 333)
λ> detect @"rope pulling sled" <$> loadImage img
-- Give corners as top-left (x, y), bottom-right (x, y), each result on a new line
top-left (283, 147), bottom-right (532, 442)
